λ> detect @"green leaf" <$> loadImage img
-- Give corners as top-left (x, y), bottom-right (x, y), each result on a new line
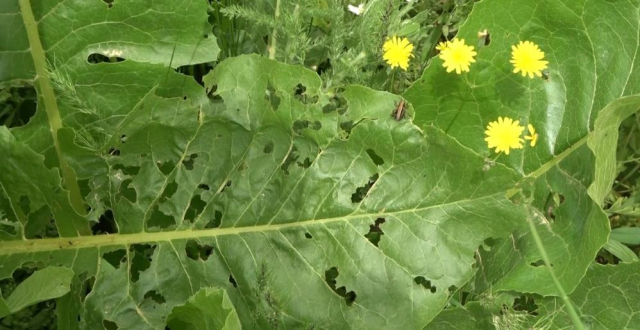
top-left (404, 0), bottom-right (640, 296)
top-left (603, 239), bottom-right (639, 263)
top-left (0, 266), bottom-right (74, 318)
top-left (423, 302), bottom-right (494, 330)
top-left (0, 0), bottom-right (34, 84)
top-left (611, 227), bottom-right (640, 245)
top-left (167, 287), bottom-right (241, 330)
top-left (588, 96), bottom-right (640, 204)
top-left (0, 126), bottom-right (89, 237)
top-left (538, 263), bottom-right (640, 329)
top-left (0, 54), bottom-right (530, 329)
top-left (0, 293), bottom-right (10, 318)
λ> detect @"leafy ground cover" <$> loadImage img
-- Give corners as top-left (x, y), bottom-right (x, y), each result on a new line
top-left (0, 0), bottom-right (639, 329)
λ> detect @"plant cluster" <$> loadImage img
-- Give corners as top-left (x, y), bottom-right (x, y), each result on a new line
top-left (0, 0), bottom-right (639, 329)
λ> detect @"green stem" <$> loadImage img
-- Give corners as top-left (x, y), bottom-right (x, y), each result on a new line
top-left (268, 0), bottom-right (281, 60)
top-left (18, 0), bottom-right (89, 227)
top-left (526, 214), bottom-right (585, 330)
top-left (389, 70), bottom-right (396, 93)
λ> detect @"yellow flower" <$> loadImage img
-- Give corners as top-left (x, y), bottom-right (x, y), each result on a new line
top-left (435, 41), bottom-right (450, 52)
top-left (510, 41), bottom-right (549, 78)
top-left (383, 36), bottom-right (414, 70)
top-left (484, 117), bottom-right (525, 155)
top-left (439, 38), bottom-right (477, 74)
top-left (524, 124), bottom-right (539, 147)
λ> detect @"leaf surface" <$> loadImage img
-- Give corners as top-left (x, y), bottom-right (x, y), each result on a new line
top-left (0, 266), bottom-right (74, 318)
top-left (167, 287), bottom-right (241, 330)
top-left (404, 0), bottom-right (640, 296)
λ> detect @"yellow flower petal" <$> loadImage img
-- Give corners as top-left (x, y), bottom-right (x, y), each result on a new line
top-left (436, 41), bottom-right (450, 52)
top-left (524, 123), bottom-right (539, 147)
top-left (439, 38), bottom-right (477, 74)
top-left (484, 117), bottom-right (525, 154)
top-left (510, 41), bottom-right (549, 79)
top-left (383, 36), bottom-right (414, 70)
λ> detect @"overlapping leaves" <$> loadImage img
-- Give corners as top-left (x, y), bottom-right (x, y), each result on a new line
top-left (0, 0), bottom-right (639, 329)
top-left (404, 0), bottom-right (640, 296)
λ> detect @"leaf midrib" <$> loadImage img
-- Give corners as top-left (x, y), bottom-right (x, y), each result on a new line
top-left (0, 192), bottom-right (509, 255)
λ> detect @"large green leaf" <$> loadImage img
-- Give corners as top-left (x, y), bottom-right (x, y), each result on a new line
top-left (427, 263), bottom-right (640, 329)
top-left (404, 0), bottom-right (640, 296)
top-left (539, 262), bottom-right (640, 329)
top-left (0, 54), bottom-right (531, 328)
top-left (2, 0), bottom-right (639, 329)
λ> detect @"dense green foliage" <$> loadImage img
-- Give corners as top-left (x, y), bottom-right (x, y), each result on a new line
top-left (0, 0), bottom-right (639, 329)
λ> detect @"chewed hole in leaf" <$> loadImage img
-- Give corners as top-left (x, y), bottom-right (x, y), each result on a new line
top-left (305, 232), bottom-right (313, 239)
top-left (229, 274), bottom-right (238, 288)
top-left (265, 83), bottom-right (281, 110)
top-left (112, 164), bottom-right (140, 175)
top-left (92, 209), bottom-right (118, 235)
top-left (366, 149), bottom-right (385, 166)
top-left (143, 290), bottom-right (166, 304)
top-left (263, 141), bottom-right (274, 154)
top-left (156, 160), bottom-right (176, 176)
top-left (206, 84), bottom-right (221, 101)
top-left (81, 276), bottom-right (95, 302)
top-left (103, 320), bottom-right (118, 330)
top-left (447, 285), bottom-right (458, 295)
top-left (24, 205), bottom-right (57, 239)
top-left (322, 103), bottom-right (336, 114)
top-left (365, 218), bottom-right (386, 247)
top-left (482, 237), bottom-right (496, 251)
top-left (159, 182), bottom-right (178, 203)
top-left (545, 192), bottom-right (565, 222)
top-left (281, 146), bottom-right (299, 175)
top-left (118, 179), bottom-right (137, 203)
top-left (185, 239), bottom-right (214, 261)
top-left (198, 183), bottom-right (210, 190)
top-left (293, 83), bottom-right (318, 104)
top-left (513, 295), bottom-right (539, 316)
top-left (130, 244), bottom-right (156, 282)
top-left (182, 154), bottom-right (198, 170)
top-left (108, 147), bottom-right (120, 157)
top-left (351, 173), bottom-right (379, 203)
top-left (103, 249), bottom-right (127, 269)
top-left (324, 267), bottom-right (357, 306)
top-left (220, 180), bottom-right (232, 193)
top-left (147, 206), bottom-right (175, 229)
top-left (529, 260), bottom-right (552, 267)
top-left (87, 53), bottom-right (123, 63)
top-left (184, 194), bottom-right (206, 223)
top-left (205, 210), bottom-right (223, 229)
top-left (293, 120), bottom-right (310, 135)
top-left (339, 121), bottom-right (355, 140)
top-left (414, 276), bottom-right (437, 293)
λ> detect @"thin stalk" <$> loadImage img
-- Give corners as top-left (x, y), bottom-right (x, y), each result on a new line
top-left (389, 70), bottom-right (396, 93)
top-left (269, 0), bottom-right (281, 59)
top-left (526, 215), bottom-right (585, 330)
top-left (18, 0), bottom-right (89, 226)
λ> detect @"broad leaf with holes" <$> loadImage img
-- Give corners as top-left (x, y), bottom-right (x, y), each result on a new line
top-left (404, 0), bottom-right (640, 296)
top-left (0, 53), bottom-right (529, 328)
top-left (2, 0), bottom-right (640, 329)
